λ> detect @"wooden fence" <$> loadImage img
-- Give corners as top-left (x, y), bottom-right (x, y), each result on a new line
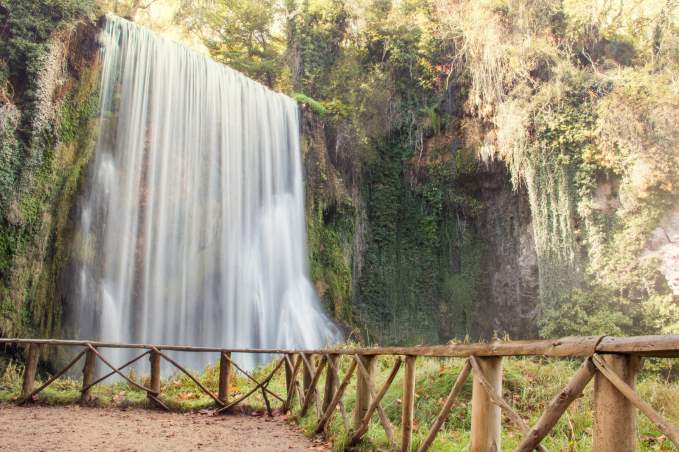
top-left (1, 335), bottom-right (679, 451)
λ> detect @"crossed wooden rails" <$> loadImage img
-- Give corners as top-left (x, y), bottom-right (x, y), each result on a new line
top-left (2, 335), bottom-right (679, 451)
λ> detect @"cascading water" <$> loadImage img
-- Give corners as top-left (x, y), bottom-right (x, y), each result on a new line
top-left (72, 16), bottom-right (338, 368)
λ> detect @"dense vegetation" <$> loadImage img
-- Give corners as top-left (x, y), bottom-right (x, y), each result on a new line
top-left (175, 0), bottom-right (489, 343)
top-left (0, 0), bottom-right (100, 339)
top-left (173, 0), bottom-right (679, 342)
top-left (0, 0), bottom-right (678, 345)
top-left (1, 2), bottom-right (678, 451)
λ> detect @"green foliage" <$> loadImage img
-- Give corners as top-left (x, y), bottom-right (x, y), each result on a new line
top-left (291, 0), bottom-right (349, 94)
top-left (542, 286), bottom-right (679, 338)
top-left (0, 104), bottom-right (20, 216)
top-left (177, 0), bottom-right (285, 87)
top-left (0, 11), bottom-right (100, 339)
top-left (439, 0), bottom-right (679, 338)
top-left (358, 137), bottom-right (483, 344)
top-left (541, 287), bottom-right (633, 337)
top-left (0, 89), bottom-right (99, 337)
top-left (0, 0), bottom-right (96, 220)
top-left (525, 76), bottom-right (600, 307)
top-left (0, 0), bottom-right (95, 101)
top-left (182, 0), bottom-right (678, 342)
top-left (307, 200), bottom-right (354, 324)
top-left (292, 92), bottom-right (327, 116)
top-left (3, 0), bottom-right (678, 345)
top-left (287, 0), bottom-right (485, 344)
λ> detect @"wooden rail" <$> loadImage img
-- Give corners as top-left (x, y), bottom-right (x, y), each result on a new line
top-left (1, 335), bottom-right (678, 451)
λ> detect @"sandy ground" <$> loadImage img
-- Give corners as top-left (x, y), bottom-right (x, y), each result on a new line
top-left (0, 405), bottom-right (329, 452)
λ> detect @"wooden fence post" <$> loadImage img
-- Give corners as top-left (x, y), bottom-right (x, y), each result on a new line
top-left (593, 354), bottom-right (641, 452)
top-left (470, 356), bottom-right (502, 452)
top-left (218, 351), bottom-right (231, 403)
top-left (149, 349), bottom-right (161, 403)
top-left (402, 355), bottom-right (417, 452)
top-left (285, 353), bottom-right (294, 400)
top-left (354, 355), bottom-right (376, 429)
top-left (323, 354), bottom-right (338, 412)
top-left (21, 344), bottom-right (39, 400)
top-left (80, 347), bottom-right (97, 404)
top-left (302, 353), bottom-right (314, 407)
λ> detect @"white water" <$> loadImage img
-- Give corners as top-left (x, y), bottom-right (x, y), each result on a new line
top-left (72, 16), bottom-right (338, 368)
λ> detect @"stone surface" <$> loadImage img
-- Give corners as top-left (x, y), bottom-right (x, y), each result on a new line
top-left (474, 161), bottom-right (540, 338)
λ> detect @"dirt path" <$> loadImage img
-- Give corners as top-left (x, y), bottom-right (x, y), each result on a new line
top-left (0, 405), bottom-right (329, 452)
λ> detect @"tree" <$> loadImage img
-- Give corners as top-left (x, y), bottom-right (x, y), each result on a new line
top-left (177, 0), bottom-right (285, 88)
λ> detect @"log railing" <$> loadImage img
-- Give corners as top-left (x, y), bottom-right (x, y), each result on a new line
top-left (1, 335), bottom-right (678, 451)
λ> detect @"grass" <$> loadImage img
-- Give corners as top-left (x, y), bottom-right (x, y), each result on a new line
top-left (1, 354), bottom-right (678, 451)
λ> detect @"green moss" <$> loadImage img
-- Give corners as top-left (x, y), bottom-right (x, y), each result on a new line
top-left (307, 200), bottom-right (354, 324)
top-left (357, 136), bottom-right (484, 345)
top-left (292, 92), bottom-right (328, 116)
top-left (0, 41), bottom-right (100, 338)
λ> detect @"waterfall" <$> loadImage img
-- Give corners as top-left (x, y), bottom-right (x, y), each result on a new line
top-left (72, 16), bottom-right (338, 368)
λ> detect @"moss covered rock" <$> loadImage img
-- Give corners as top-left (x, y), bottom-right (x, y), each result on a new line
top-left (0, 17), bottom-right (101, 340)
